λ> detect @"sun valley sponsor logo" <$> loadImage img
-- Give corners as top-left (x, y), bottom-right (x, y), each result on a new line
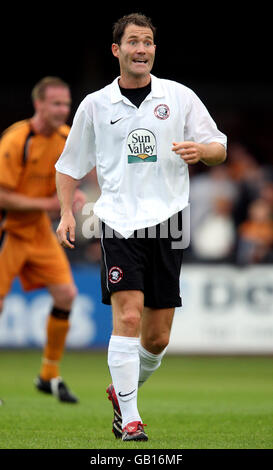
top-left (127, 128), bottom-right (157, 163)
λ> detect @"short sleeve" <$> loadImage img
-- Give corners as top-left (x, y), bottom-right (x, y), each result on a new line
top-left (55, 98), bottom-right (96, 179)
top-left (0, 133), bottom-right (23, 189)
top-left (184, 90), bottom-right (227, 148)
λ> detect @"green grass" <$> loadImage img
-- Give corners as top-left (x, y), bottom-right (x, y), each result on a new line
top-left (0, 350), bottom-right (272, 449)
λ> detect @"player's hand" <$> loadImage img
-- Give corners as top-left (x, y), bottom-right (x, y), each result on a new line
top-left (72, 189), bottom-right (86, 213)
top-left (172, 141), bottom-right (205, 165)
top-left (56, 211), bottom-right (76, 249)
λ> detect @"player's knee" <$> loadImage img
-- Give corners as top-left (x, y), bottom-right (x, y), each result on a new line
top-left (120, 306), bottom-right (142, 331)
top-left (112, 291), bottom-right (143, 334)
top-left (145, 334), bottom-right (170, 354)
top-left (62, 284), bottom-right (78, 305)
top-left (51, 283), bottom-right (78, 310)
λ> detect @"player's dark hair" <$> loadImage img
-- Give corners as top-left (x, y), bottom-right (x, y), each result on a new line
top-left (31, 76), bottom-right (70, 102)
top-left (113, 13), bottom-right (156, 45)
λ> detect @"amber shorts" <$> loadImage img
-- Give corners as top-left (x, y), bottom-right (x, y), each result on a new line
top-left (0, 228), bottom-right (73, 297)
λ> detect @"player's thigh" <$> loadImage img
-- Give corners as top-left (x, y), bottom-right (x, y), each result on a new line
top-left (144, 238), bottom-right (183, 309)
top-left (21, 231), bottom-right (73, 292)
top-left (0, 232), bottom-right (27, 297)
top-left (101, 221), bottom-right (145, 305)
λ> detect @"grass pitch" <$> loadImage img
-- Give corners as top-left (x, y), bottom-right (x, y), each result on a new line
top-left (0, 350), bottom-right (272, 449)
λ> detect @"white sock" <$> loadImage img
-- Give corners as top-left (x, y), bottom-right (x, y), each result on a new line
top-left (108, 335), bottom-right (141, 428)
top-left (138, 343), bottom-right (167, 388)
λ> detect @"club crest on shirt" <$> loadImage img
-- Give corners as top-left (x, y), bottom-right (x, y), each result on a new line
top-left (154, 104), bottom-right (170, 120)
top-left (127, 128), bottom-right (157, 163)
top-left (109, 266), bottom-right (123, 284)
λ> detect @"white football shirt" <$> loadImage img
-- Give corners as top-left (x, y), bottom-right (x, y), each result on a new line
top-left (55, 75), bottom-right (227, 238)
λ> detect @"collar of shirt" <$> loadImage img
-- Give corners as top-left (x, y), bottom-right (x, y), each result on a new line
top-left (110, 74), bottom-right (165, 104)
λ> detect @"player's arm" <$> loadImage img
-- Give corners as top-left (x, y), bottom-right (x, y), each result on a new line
top-left (172, 141), bottom-right (226, 166)
top-left (55, 172), bottom-right (79, 249)
top-left (176, 89), bottom-right (227, 166)
top-left (0, 185), bottom-right (61, 211)
top-left (0, 132), bottom-right (61, 211)
top-left (55, 98), bottom-right (96, 248)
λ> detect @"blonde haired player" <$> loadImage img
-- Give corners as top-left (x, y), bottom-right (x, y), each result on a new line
top-left (0, 77), bottom-right (86, 402)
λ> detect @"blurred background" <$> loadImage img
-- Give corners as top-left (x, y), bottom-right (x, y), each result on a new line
top-left (1, 3), bottom-right (272, 354)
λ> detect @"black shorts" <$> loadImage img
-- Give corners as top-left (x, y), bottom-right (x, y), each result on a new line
top-left (100, 212), bottom-right (183, 309)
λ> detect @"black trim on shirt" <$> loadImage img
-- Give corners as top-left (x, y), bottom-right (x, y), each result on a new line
top-left (119, 82), bottom-right (151, 108)
top-left (22, 129), bottom-right (35, 165)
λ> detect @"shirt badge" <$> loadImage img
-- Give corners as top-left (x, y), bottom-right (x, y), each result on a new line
top-left (154, 104), bottom-right (170, 120)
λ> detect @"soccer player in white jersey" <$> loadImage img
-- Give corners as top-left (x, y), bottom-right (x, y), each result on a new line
top-left (55, 13), bottom-right (227, 441)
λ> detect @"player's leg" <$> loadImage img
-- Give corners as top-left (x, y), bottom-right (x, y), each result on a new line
top-left (102, 222), bottom-right (147, 440)
top-left (138, 307), bottom-right (175, 387)
top-left (40, 282), bottom-right (77, 379)
top-left (138, 212), bottom-right (183, 388)
top-left (0, 232), bottom-right (27, 313)
top-left (111, 289), bottom-right (143, 337)
top-left (108, 290), bottom-right (147, 440)
top-left (24, 227), bottom-right (78, 402)
top-left (34, 282), bottom-right (79, 402)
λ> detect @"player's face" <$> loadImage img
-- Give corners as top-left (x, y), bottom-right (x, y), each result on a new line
top-left (112, 24), bottom-right (156, 84)
top-left (36, 87), bottom-right (71, 129)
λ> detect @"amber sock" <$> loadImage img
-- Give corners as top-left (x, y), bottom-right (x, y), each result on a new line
top-left (40, 307), bottom-right (70, 381)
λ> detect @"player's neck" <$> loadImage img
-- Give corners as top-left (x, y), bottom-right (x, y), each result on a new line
top-left (30, 115), bottom-right (56, 137)
top-left (118, 73), bottom-right (151, 89)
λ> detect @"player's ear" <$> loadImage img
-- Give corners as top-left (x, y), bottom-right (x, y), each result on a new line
top-left (33, 99), bottom-right (43, 112)
top-left (111, 43), bottom-right (120, 59)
